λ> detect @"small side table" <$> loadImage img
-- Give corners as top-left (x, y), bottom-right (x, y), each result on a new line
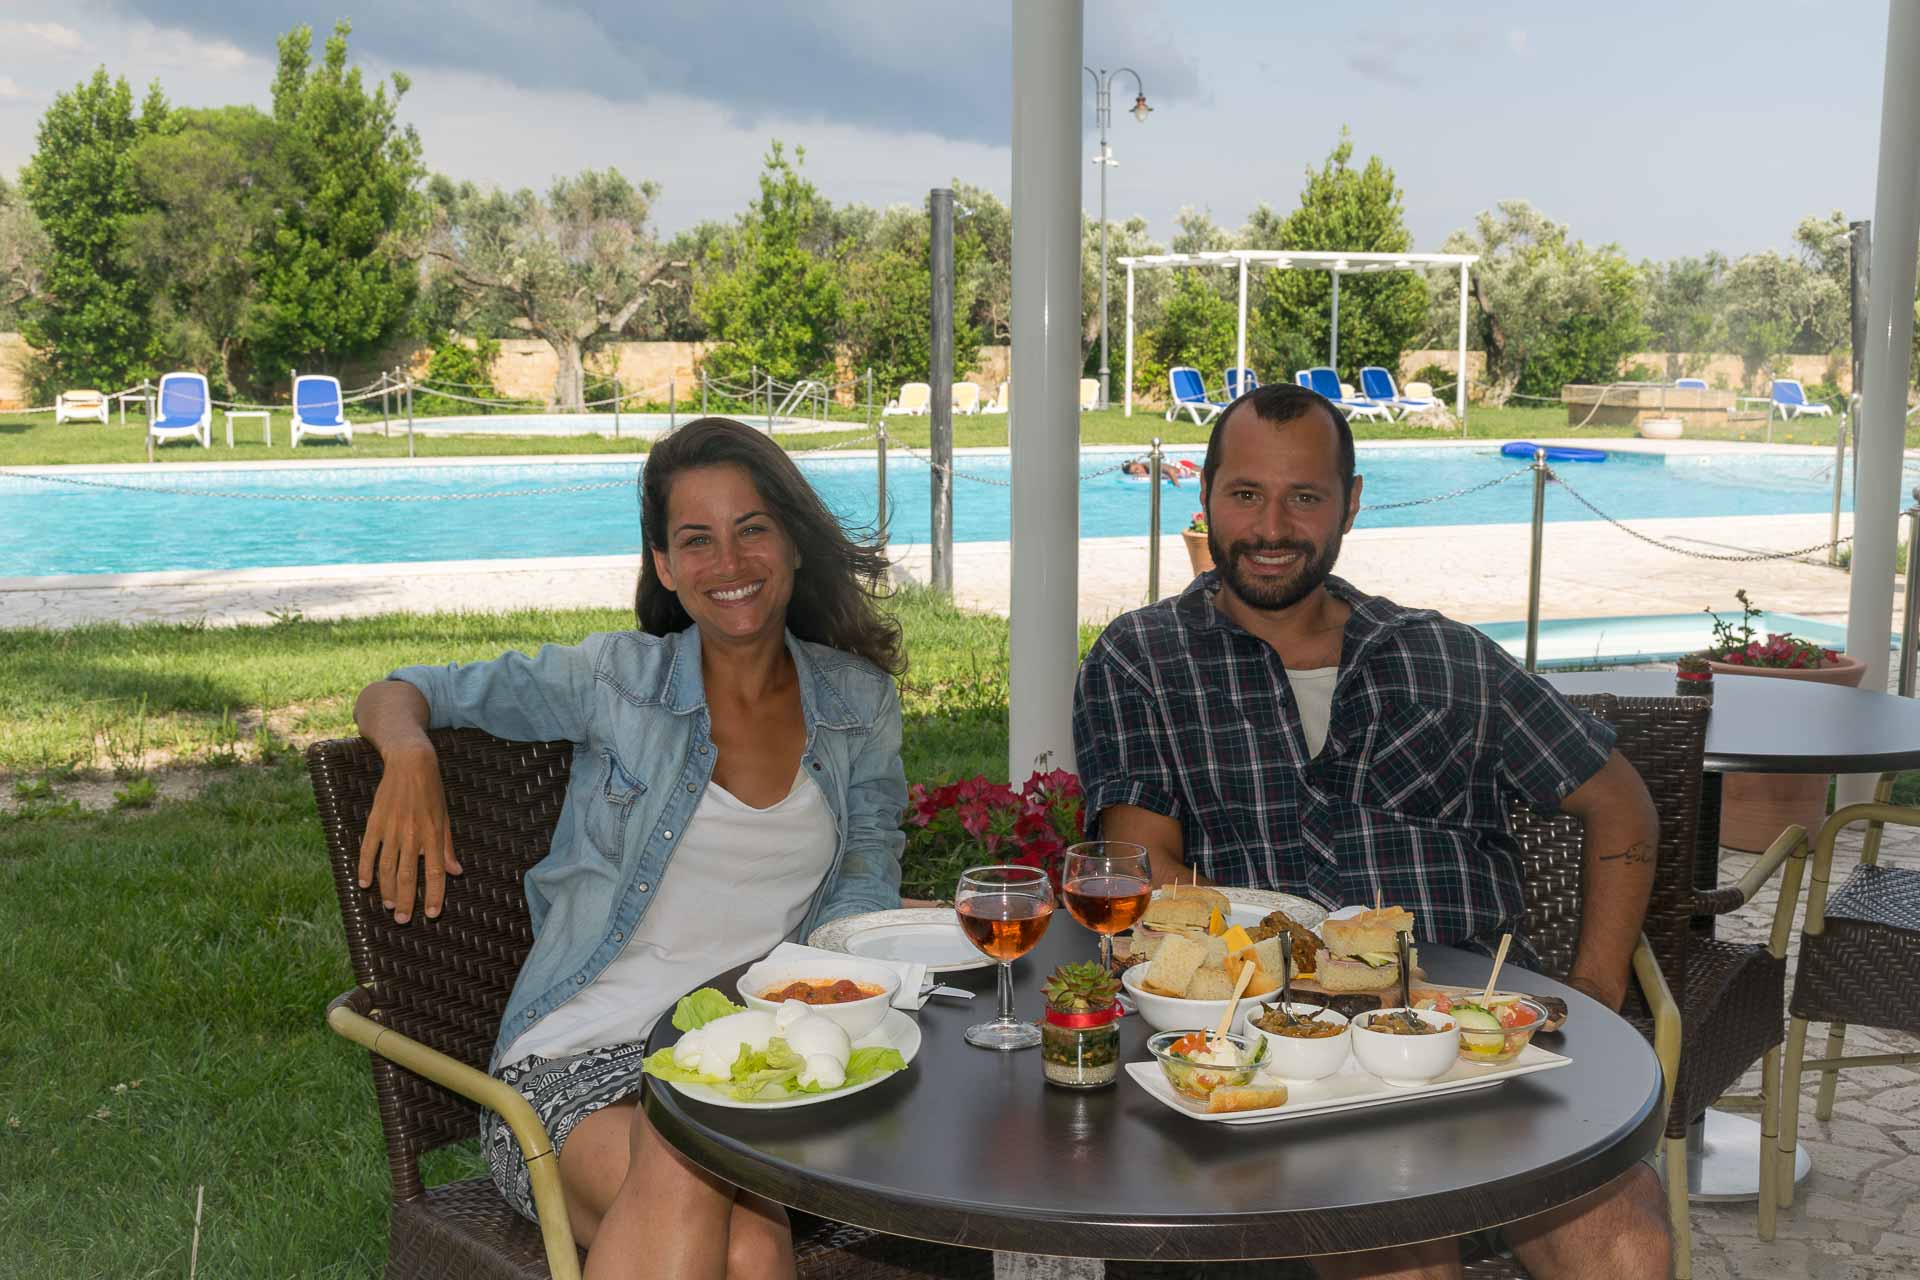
top-left (224, 409), bottom-right (271, 447)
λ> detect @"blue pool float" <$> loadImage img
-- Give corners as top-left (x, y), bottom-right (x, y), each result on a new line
top-left (1501, 441), bottom-right (1608, 463)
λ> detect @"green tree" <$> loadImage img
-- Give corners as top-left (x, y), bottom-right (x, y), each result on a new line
top-left (0, 175), bottom-right (48, 330)
top-left (120, 106), bottom-right (289, 397)
top-left (18, 69), bottom-right (172, 396)
top-left (838, 202), bottom-right (981, 394)
top-left (1642, 252), bottom-right (1726, 373)
top-left (695, 142), bottom-right (842, 388)
top-left (427, 169), bottom-right (677, 411)
top-left (1137, 273), bottom-right (1239, 402)
top-left (1243, 130), bottom-right (1428, 381)
top-left (247, 21), bottom-right (423, 384)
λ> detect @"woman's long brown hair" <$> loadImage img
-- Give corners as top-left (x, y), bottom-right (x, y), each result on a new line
top-left (634, 417), bottom-right (903, 676)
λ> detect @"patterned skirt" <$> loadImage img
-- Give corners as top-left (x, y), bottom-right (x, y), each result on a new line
top-left (481, 1041), bottom-right (651, 1221)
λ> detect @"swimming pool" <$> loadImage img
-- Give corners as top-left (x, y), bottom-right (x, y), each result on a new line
top-left (0, 445), bottom-right (1856, 577)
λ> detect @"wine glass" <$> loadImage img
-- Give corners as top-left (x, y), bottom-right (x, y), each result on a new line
top-left (1061, 841), bottom-right (1152, 973)
top-left (954, 864), bottom-right (1056, 1050)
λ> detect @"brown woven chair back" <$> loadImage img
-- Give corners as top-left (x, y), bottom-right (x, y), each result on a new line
top-left (309, 729), bottom-right (574, 1201)
top-left (1506, 694), bottom-right (1706, 991)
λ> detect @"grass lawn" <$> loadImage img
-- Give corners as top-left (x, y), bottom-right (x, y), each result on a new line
top-left (0, 593), bottom-right (1101, 1277)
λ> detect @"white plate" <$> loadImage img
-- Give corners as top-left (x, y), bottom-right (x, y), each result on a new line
top-left (1127, 1041), bottom-right (1570, 1125)
top-left (660, 1008), bottom-right (922, 1110)
top-left (809, 908), bottom-right (993, 973)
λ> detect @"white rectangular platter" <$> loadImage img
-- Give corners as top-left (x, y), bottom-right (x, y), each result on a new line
top-left (1127, 1042), bottom-right (1571, 1125)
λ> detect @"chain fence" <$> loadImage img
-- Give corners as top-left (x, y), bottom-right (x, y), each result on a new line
top-left (1545, 467), bottom-right (1851, 562)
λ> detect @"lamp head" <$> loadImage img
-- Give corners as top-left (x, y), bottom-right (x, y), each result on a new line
top-left (1131, 93), bottom-right (1152, 123)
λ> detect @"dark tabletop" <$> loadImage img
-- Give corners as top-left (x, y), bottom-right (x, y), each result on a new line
top-left (645, 918), bottom-right (1664, 1261)
top-left (1547, 670), bottom-right (1920, 774)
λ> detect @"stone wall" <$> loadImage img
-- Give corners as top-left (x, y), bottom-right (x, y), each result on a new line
top-left (1396, 349), bottom-right (1850, 396)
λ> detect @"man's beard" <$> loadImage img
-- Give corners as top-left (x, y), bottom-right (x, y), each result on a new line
top-left (1208, 526), bottom-right (1342, 612)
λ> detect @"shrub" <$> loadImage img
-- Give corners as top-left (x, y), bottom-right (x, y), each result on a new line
top-left (412, 333), bottom-right (507, 417)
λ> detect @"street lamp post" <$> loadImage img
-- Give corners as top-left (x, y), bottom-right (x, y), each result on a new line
top-left (1085, 66), bottom-right (1150, 411)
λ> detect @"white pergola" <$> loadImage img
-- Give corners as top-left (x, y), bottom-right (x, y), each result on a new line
top-left (1115, 248), bottom-right (1480, 422)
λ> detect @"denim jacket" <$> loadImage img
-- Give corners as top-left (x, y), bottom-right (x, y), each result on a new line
top-left (388, 625), bottom-right (907, 1068)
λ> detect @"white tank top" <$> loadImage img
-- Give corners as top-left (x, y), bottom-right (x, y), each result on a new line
top-left (1286, 665), bottom-right (1340, 758)
top-left (504, 764), bottom-right (838, 1063)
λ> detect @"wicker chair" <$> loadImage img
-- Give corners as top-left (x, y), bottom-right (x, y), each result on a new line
top-left (309, 729), bottom-right (992, 1280)
top-left (1483, 694), bottom-right (1808, 1279)
top-left (1776, 776), bottom-right (1920, 1214)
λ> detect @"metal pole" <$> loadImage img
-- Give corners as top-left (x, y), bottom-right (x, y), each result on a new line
top-left (1524, 448), bottom-right (1548, 673)
top-left (1123, 261), bottom-right (1136, 418)
top-left (669, 376), bottom-right (676, 430)
top-left (766, 371), bottom-right (774, 434)
top-left (406, 376), bottom-right (415, 459)
top-left (1147, 436), bottom-right (1163, 602)
top-left (866, 367), bottom-right (874, 433)
top-left (1457, 261), bottom-right (1471, 435)
top-left (1009, 0), bottom-right (1084, 778)
top-left (1235, 256), bottom-right (1249, 389)
top-left (1851, 220), bottom-right (1872, 418)
top-left (877, 421), bottom-right (889, 551)
top-left (1831, 410), bottom-right (1849, 566)
top-left (1330, 270), bottom-right (1341, 373)
top-left (701, 370), bottom-right (708, 416)
top-left (1899, 494), bottom-right (1920, 688)
top-left (1095, 71), bottom-right (1111, 411)
top-left (381, 371), bottom-right (391, 437)
top-left (930, 187), bottom-right (957, 596)
top-left (613, 375), bottom-right (621, 440)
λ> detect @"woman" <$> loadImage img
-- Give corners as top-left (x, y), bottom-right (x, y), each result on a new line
top-left (353, 417), bottom-right (907, 1280)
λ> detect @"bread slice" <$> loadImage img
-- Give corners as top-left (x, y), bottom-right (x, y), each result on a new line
top-left (1164, 883), bottom-right (1231, 914)
top-left (1249, 936), bottom-right (1285, 980)
top-left (1311, 948), bottom-right (1398, 993)
top-left (1184, 965), bottom-right (1237, 1000)
top-left (1208, 1083), bottom-right (1289, 1114)
top-left (1140, 897), bottom-right (1212, 933)
top-left (1141, 933), bottom-right (1209, 997)
top-left (1319, 907), bottom-right (1414, 957)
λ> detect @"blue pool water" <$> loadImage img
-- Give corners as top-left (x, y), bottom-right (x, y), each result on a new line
top-left (0, 446), bottom-right (1856, 577)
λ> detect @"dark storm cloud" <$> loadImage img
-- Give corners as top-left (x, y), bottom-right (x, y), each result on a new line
top-left (100, 1), bottom-right (1199, 145)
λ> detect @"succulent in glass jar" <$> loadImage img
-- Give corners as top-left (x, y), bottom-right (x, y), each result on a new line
top-left (1040, 961), bottom-right (1123, 1088)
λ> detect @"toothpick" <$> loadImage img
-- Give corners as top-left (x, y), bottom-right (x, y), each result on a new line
top-left (189, 1185), bottom-right (204, 1280)
top-left (1374, 888), bottom-right (1383, 912)
top-left (1481, 934), bottom-right (1513, 1006)
top-left (1213, 958), bottom-right (1256, 1050)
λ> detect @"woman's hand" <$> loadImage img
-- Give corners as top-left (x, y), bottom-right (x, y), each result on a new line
top-left (358, 742), bottom-right (462, 923)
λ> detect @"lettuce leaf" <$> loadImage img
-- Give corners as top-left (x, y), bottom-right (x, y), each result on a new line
top-left (640, 1046), bottom-right (725, 1085)
top-left (672, 988), bottom-right (745, 1032)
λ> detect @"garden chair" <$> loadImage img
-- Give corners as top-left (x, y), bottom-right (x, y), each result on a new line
top-left (1774, 776), bottom-right (1920, 1218)
top-left (1769, 379), bottom-right (1833, 419)
top-left (1493, 693), bottom-right (1806, 1278)
top-left (1223, 367), bottom-right (1258, 399)
top-left (150, 372), bottom-right (211, 448)
top-left (292, 373), bottom-right (354, 447)
top-left (54, 389), bottom-right (109, 425)
top-left (1079, 377), bottom-right (1100, 411)
top-left (1301, 367), bottom-right (1393, 422)
top-left (950, 381), bottom-right (981, 415)
top-left (982, 379), bottom-right (1009, 414)
top-left (1164, 366), bottom-right (1227, 425)
top-left (309, 729), bottom-right (990, 1280)
top-left (1359, 366), bottom-right (1436, 417)
top-left (884, 383), bottom-right (930, 416)
top-left (1674, 378), bottom-right (1708, 390)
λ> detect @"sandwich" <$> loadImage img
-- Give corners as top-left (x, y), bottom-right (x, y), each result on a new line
top-left (1138, 883), bottom-right (1231, 935)
top-left (1312, 906), bottom-right (1417, 993)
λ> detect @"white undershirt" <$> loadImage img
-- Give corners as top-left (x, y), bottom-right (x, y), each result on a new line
top-left (1285, 666), bottom-right (1340, 758)
top-left (504, 765), bottom-right (838, 1063)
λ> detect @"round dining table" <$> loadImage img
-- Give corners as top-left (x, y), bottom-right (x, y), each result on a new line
top-left (645, 919), bottom-right (1665, 1263)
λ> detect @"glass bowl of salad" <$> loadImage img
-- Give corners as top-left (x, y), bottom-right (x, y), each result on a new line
top-left (1450, 997), bottom-right (1548, 1066)
top-left (1146, 1029), bottom-right (1268, 1101)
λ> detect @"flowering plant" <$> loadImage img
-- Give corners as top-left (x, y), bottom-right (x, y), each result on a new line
top-left (901, 767), bottom-right (1085, 900)
top-left (1187, 510), bottom-right (1208, 534)
top-left (1705, 590), bottom-right (1837, 670)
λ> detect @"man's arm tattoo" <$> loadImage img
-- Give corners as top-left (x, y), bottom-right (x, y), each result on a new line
top-left (1596, 841), bottom-right (1653, 866)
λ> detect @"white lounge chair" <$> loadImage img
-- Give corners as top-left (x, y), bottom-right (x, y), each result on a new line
top-left (1079, 378), bottom-right (1100, 412)
top-left (1769, 379), bottom-right (1833, 420)
top-left (1166, 367), bottom-right (1228, 425)
top-left (150, 372), bottom-right (211, 448)
top-left (983, 379), bottom-right (1010, 414)
top-left (291, 372), bottom-right (354, 447)
top-left (951, 382), bottom-right (982, 415)
top-left (884, 382), bottom-right (931, 416)
top-left (55, 389), bottom-right (109, 425)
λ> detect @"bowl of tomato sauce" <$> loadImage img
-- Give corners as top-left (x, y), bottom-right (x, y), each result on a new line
top-left (738, 955), bottom-right (900, 1037)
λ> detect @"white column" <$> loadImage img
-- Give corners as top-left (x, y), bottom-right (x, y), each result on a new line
top-left (1123, 262), bottom-right (1136, 418)
top-left (1840, 0), bottom-right (1920, 804)
top-left (1235, 256), bottom-right (1249, 386)
top-left (1329, 271), bottom-right (1341, 373)
top-left (1456, 261), bottom-right (1471, 426)
top-left (1008, 0), bottom-right (1084, 779)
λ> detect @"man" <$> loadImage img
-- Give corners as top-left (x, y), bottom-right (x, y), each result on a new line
top-left (1072, 383), bottom-right (1669, 1280)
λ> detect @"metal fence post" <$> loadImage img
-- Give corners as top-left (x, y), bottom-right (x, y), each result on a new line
top-left (381, 371), bottom-right (392, 437)
top-left (406, 376), bottom-right (415, 459)
top-left (866, 367), bottom-right (874, 432)
top-left (669, 376), bottom-right (676, 430)
top-left (1831, 408), bottom-right (1850, 566)
top-left (1148, 437), bottom-right (1164, 602)
top-left (613, 375), bottom-right (621, 440)
top-left (1901, 488), bottom-right (1920, 697)
top-left (701, 370), bottom-right (708, 416)
top-left (1524, 448), bottom-right (1548, 673)
top-left (877, 421), bottom-right (889, 551)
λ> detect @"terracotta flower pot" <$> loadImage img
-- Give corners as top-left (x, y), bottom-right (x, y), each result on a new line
top-left (1182, 529), bottom-right (1214, 575)
top-left (1708, 652), bottom-right (1868, 852)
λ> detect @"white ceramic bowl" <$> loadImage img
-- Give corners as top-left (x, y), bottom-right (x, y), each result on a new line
top-left (1349, 1006), bottom-right (1459, 1087)
top-left (737, 954), bottom-right (899, 1039)
top-left (1120, 962), bottom-right (1282, 1036)
top-left (1249, 1003), bottom-right (1351, 1082)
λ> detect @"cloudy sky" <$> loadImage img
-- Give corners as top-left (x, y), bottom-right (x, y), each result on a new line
top-left (0, 0), bottom-right (1887, 261)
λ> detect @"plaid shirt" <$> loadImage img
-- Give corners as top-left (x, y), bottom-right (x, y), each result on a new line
top-left (1071, 573), bottom-right (1616, 959)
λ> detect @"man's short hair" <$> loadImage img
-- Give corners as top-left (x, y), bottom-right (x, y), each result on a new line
top-left (1201, 384), bottom-right (1356, 504)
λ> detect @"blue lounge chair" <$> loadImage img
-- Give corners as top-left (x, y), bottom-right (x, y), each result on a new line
top-left (1769, 379), bottom-right (1833, 420)
top-left (1358, 366), bottom-right (1437, 418)
top-left (150, 372), bottom-right (211, 448)
top-left (292, 372), bottom-right (354, 447)
top-left (1294, 370), bottom-right (1312, 388)
top-left (1675, 378), bottom-right (1708, 390)
top-left (1224, 367), bottom-right (1259, 399)
top-left (1166, 366), bottom-right (1228, 425)
top-left (1302, 367), bottom-right (1392, 421)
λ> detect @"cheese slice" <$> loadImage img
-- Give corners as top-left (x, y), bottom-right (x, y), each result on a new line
top-left (1220, 924), bottom-right (1254, 955)
top-left (1207, 906), bottom-right (1225, 936)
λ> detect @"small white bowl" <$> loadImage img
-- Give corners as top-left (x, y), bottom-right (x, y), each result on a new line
top-left (1120, 963), bottom-right (1282, 1036)
top-left (1249, 1003), bottom-right (1351, 1082)
top-left (1349, 1006), bottom-right (1459, 1087)
top-left (737, 955), bottom-right (899, 1039)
